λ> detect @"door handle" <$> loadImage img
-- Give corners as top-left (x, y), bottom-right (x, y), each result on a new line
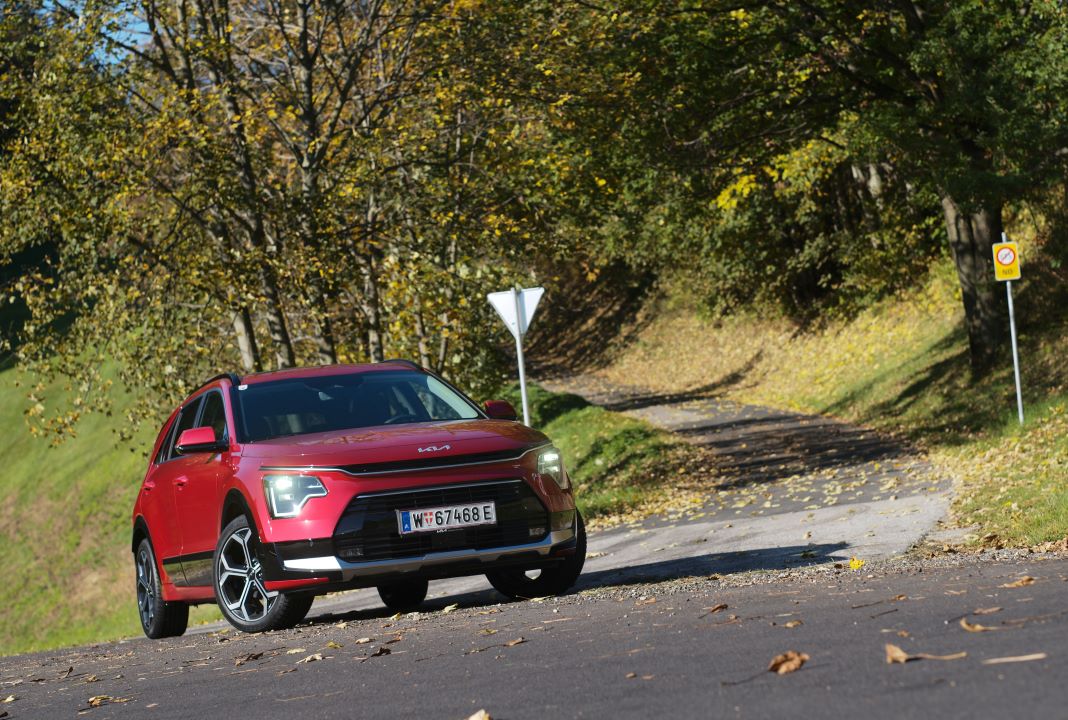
top-left (143, 480), bottom-right (155, 493)
top-left (175, 477), bottom-right (189, 488)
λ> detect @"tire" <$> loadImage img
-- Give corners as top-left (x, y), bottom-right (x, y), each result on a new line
top-left (487, 511), bottom-right (587, 600)
top-left (377, 578), bottom-right (429, 612)
top-left (213, 515), bottom-right (314, 633)
top-left (135, 537), bottom-right (189, 639)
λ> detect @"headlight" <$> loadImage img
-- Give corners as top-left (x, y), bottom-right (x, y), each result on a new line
top-left (263, 475), bottom-right (327, 518)
top-left (538, 448), bottom-right (570, 490)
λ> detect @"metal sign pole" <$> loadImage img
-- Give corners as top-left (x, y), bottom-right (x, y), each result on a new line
top-left (1006, 279), bottom-right (1024, 425)
top-left (512, 288), bottom-right (531, 426)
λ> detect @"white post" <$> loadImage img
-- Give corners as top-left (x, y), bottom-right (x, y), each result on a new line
top-left (1006, 279), bottom-right (1024, 425)
top-left (512, 287), bottom-right (531, 426)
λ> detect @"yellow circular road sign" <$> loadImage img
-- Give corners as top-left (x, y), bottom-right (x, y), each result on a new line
top-left (993, 241), bottom-right (1021, 281)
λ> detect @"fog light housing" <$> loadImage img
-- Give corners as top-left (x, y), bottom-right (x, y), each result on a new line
top-left (550, 509), bottom-right (575, 531)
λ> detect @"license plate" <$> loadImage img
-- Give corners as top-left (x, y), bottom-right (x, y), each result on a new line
top-left (397, 502), bottom-right (497, 535)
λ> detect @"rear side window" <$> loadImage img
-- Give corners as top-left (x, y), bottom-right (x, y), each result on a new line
top-left (163, 396), bottom-right (203, 462)
top-left (197, 391), bottom-right (227, 442)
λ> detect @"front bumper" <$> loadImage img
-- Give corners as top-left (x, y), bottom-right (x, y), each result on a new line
top-left (260, 527), bottom-right (577, 591)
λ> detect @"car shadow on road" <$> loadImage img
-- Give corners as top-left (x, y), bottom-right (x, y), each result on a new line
top-left (306, 542), bottom-right (848, 626)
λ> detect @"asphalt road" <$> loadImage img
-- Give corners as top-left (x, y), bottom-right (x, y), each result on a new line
top-left (2, 555), bottom-right (1065, 719)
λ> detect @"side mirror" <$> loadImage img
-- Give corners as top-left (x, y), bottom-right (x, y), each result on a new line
top-left (176, 427), bottom-right (227, 455)
top-left (483, 400), bottom-right (518, 421)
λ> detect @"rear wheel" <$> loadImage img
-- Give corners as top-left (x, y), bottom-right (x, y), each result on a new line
top-left (377, 578), bottom-right (429, 612)
top-left (487, 512), bottom-right (586, 600)
top-left (214, 516), bottom-right (314, 633)
top-left (135, 537), bottom-right (189, 639)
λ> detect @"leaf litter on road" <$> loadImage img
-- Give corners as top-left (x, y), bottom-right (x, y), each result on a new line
top-left (768, 651), bottom-right (809, 675)
top-left (87, 695), bottom-right (131, 708)
top-left (959, 618), bottom-right (1001, 633)
top-left (234, 652), bottom-right (264, 667)
top-left (982, 653), bottom-right (1047, 665)
top-left (1000, 576), bottom-right (1036, 588)
top-left (885, 644), bottom-right (966, 664)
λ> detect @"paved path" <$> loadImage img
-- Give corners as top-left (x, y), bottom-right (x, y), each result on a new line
top-left (542, 374), bottom-right (950, 564)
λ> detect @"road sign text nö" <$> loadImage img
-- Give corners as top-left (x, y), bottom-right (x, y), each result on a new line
top-left (992, 241), bottom-right (1021, 281)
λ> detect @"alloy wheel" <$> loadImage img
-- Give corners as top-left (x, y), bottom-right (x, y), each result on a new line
top-left (217, 527), bottom-right (277, 623)
top-left (136, 547), bottom-right (155, 629)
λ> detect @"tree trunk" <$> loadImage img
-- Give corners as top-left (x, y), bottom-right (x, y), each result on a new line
top-left (362, 259), bottom-right (385, 363)
top-left (941, 195), bottom-right (1003, 376)
top-left (259, 262), bottom-right (297, 369)
top-left (413, 306), bottom-right (431, 369)
top-left (231, 306), bottom-right (262, 373)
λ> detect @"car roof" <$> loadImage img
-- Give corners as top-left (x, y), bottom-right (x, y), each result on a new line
top-left (238, 362), bottom-right (422, 386)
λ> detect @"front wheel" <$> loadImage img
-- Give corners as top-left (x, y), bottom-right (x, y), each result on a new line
top-left (135, 537), bottom-right (189, 639)
top-left (214, 515), bottom-right (314, 633)
top-left (487, 512), bottom-right (586, 600)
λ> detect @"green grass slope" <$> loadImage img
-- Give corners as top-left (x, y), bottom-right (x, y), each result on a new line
top-left (0, 368), bottom-right (151, 655)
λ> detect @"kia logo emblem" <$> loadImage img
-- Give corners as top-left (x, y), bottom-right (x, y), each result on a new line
top-left (418, 444), bottom-right (451, 453)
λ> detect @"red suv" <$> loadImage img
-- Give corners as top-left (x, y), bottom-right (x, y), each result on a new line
top-left (131, 361), bottom-right (585, 638)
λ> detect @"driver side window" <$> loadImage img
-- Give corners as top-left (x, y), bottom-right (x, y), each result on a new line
top-left (164, 396), bottom-right (203, 462)
top-left (197, 391), bottom-right (228, 443)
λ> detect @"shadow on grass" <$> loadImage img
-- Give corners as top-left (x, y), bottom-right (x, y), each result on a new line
top-left (820, 324), bottom-right (1020, 445)
top-left (305, 542), bottom-right (850, 626)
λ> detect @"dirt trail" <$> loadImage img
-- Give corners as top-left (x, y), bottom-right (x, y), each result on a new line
top-left (541, 373), bottom-right (951, 572)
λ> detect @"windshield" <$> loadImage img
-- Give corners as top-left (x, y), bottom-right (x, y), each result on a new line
top-left (233, 370), bottom-right (482, 442)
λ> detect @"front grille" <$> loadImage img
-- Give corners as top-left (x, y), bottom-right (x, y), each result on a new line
top-left (334, 480), bottom-right (549, 561)
top-left (332, 445), bottom-right (545, 476)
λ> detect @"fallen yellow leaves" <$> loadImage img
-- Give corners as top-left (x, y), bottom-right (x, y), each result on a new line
top-left (442, 603), bottom-right (460, 614)
top-left (768, 650), bottom-right (809, 675)
top-left (981, 653), bottom-right (1047, 665)
top-left (849, 557), bottom-right (865, 571)
top-left (999, 576), bottom-right (1035, 588)
top-left (87, 696), bottom-right (130, 708)
top-left (783, 619), bottom-right (803, 629)
top-left (959, 618), bottom-right (999, 633)
top-left (699, 603), bottom-right (728, 618)
top-left (885, 644), bottom-right (966, 664)
top-left (296, 653), bottom-right (323, 664)
top-left (234, 651), bottom-right (263, 667)
top-left (504, 638), bottom-right (526, 647)
top-left (467, 710), bottom-right (492, 720)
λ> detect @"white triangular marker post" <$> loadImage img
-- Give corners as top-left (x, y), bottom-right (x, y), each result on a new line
top-left (487, 286), bottom-right (544, 425)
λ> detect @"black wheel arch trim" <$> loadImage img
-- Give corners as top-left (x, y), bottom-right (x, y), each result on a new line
top-left (132, 516), bottom-right (152, 554)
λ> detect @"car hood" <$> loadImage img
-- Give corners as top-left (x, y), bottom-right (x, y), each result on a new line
top-left (239, 419), bottom-right (549, 469)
